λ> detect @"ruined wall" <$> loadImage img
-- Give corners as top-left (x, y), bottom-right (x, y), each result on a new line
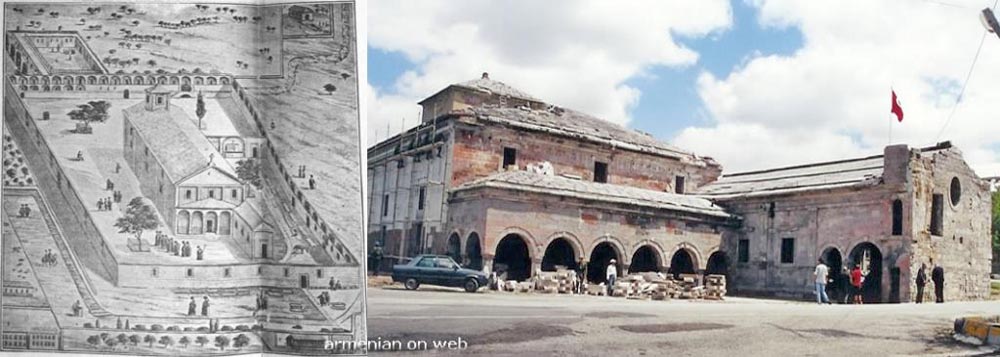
top-left (116, 263), bottom-right (359, 289)
top-left (445, 187), bottom-right (729, 279)
top-left (908, 147), bottom-right (992, 301)
top-left (449, 121), bottom-right (721, 193)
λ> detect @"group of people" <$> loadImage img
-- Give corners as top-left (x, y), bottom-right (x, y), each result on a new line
top-left (105, 179), bottom-right (124, 204)
top-left (316, 291), bottom-right (333, 306)
top-left (155, 232), bottom-right (205, 260)
top-left (40, 248), bottom-right (59, 267)
top-left (187, 296), bottom-right (211, 316)
top-left (915, 260), bottom-right (946, 303)
top-left (16, 203), bottom-right (31, 218)
top-left (255, 291), bottom-right (270, 311)
top-left (95, 197), bottom-right (115, 211)
top-left (813, 258), bottom-right (947, 304)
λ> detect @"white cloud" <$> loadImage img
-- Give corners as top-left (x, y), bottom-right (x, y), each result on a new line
top-left (677, 0), bottom-right (1000, 176)
top-left (367, 0), bottom-right (733, 143)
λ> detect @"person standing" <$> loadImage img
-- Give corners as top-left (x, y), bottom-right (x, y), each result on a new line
top-left (187, 297), bottom-right (197, 316)
top-left (606, 259), bottom-right (617, 297)
top-left (839, 267), bottom-right (852, 304)
top-left (915, 263), bottom-right (927, 303)
top-left (201, 296), bottom-right (210, 316)
top-left (813, 259), bottom-right (830, 304)
top-left (932, 262), bottom-right (945, 303)
top-left (850, 265), bottom-right (864, 304)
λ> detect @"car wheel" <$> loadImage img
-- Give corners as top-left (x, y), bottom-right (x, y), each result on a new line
top-left (404, 278), bottom-right (419, 290)
top-left (464, 278), bottom-right (479, 293)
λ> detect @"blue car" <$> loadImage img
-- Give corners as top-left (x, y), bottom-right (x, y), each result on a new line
top-left (391, 255), bottom-right (488, 293)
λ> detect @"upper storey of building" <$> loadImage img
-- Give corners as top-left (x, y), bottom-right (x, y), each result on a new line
top-left (370, 73), bottom-right (723, 192)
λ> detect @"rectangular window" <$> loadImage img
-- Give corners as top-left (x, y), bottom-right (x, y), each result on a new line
top-left (502, 147), bottom-right (517, 169)
top-left (224, 268), bottom-right (231, 277)
top-left (930, 194), bottom-right (943, 236)
top-left (675, 176), bottom-right (686, 194)
top-left (152, 268), bottom-right (158, 277)
top-left (209, 190), bottom-right (215, 198)
top-left (891, 199), bottom-right (903, 235)
top-left (187, 268), bottom-right (194, 277)
top-left (594, 161), bottom-right (608, 183)
top-left (382, 194), bottom-right (390, 216)
top-left (417, 187), bottom-right (426, 210)
top-left (284, 268), bottom-right (290, 277)
top-left (737, 239), bottom-right (749, 263)
top-left (780, 238), bottom-right (795, 263)
top-left (257, 266), bottom-right (263, 275)
top-left (317, 269), bottom-right (323, 278)
top-left (232, 189), bottom-right (238, 198)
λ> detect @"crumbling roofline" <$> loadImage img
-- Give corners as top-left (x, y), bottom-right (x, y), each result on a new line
top-left (722, 142), bottom-right (953, 178)
top-left (714, 165), bottom-right (883, 185)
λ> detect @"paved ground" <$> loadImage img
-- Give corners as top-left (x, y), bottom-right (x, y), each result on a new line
top-left (367, 286), bottom-right (1000, 356)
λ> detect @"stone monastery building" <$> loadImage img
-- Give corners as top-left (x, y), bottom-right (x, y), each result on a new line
top-left (367, 73), bottom-right (993, 302)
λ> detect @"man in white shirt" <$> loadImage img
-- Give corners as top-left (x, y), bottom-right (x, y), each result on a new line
top-left (813, 258), bottom-right (830, 304)
top-left (606, 259), bottom-right (618, 297)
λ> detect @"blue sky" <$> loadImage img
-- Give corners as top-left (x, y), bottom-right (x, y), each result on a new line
top-left (369, 0), bottom-right (803, 144)
top-left (368, 0), bottom-right (1000, 175)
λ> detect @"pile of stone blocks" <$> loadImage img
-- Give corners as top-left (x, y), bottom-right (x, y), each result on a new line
top-left (534, 269), bottom-right (578, 294)
top-left (704, 274), bottom-right (727, 300)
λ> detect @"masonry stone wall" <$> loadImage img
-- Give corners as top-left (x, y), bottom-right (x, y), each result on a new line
top-left (445, 186), bottom-right (732, 279)
top-left (116, 263), bottom-right (360, 289)
top-left (907, 147), bottom-right (992, 301)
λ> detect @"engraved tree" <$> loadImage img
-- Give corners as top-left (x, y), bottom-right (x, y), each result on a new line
top-left (323, 83), bottom-right (336, 95)
top-left (114, 197), bottom-right (159, 250)
top-left (196, 91), bottom-right (206, 130)
top-left (196, 335), bottom-right (209, 347)
top-left (67, 101), bottom-right (111, 134)
top-left (214, 335), bottom-right (230, 351)
top-left (235, 159), bottom-right (261, 189)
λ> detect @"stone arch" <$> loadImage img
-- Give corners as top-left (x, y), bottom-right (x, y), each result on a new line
top-left (222, 137), bottom-right (245, 155)
top-left (76, 85), bottom-right (84, 91)
top-left (705, 251), bottom-right (730, 276)
top-left (42, 85), bottom-right (49, 92)
top-left (190, 211), bottom-right (204, 235)
top-left (220, 77), bottom-right (230, 85)
top-left (205, 211), bottom-right (218, 233)
top-left (847, 241), bottom-right (884, 303)
top-left (169, 76), bottom-right (179, 85)
top-left (491, 227), bottom-right (538, 260)
top-left (87, 76), bottom-right (97, 85)
top-left (542, 232), bottom-right (585, 261)
top-left (52, 76), bottom-right (61, 85)
top-left (668, 244), bottom-right (701, 277)
top-left (157, 76), bottom-right (167, 84)
top-left (446, 233), bottom-right (461, 262)
top-left (194, 76), bottom-right (204, 85)
top-left (40, 76), bottom-right (49, 85)
top-left (629, 244), bottom-right (663, 274)
top-left (19, 85), bottom-right (27, 91)
top-left (111, 76), bottom-right (120, 85)
top-left (219, 211), bottom-right (231, 235)
top-left (587, 239), bottom-right (623, 283)
top-left (541, 237), bottom-right (579, 272)
top-left (177, 210), bottom-right (190, 234)
top-left (76, 76), bottom-right (85, 85)
top-left (493, 232), bottom-right (533, 281)
top-left (135, 76), bottom-right (144, 85)
top-left (99, 76), bottom-right (108, 85)
top-left (63, 76), bottom-right (72, 85)
top-left (667, 242), bottom-right (703, 271)
top-left (207, 76), bottom-right (218, 85)
top-left (465, 232), bottom-right (483, 271)
top-left (64, 85), bottom-right (73, 91)
top-left (29, 76), bottom-right (38, 85)
top-left (123, 76), bottom-right (132, 85)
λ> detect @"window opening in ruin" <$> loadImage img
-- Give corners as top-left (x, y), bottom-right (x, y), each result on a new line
top-left (465, 233), bottom-right (483, 271)
top-left (417, 187), bottom-right (426, 210)
top-left (186, 268), bottom-right (193, 277)
top-left (502, 147), bottom-right (517, 169)
top-left (737, 239), bottom-right (749, 263)
top-left (768, 202), bottom-right (775, 218)
top-left (930, 194), bottom-right (944, 236)
top-left (949, 177), bottom-right (961, 205)
top-left (594, 161), bottom-right (608, 183)
top-left (849, 243), bottom-right (883, 303)
top-left (780, 238), bottom-right (794, 263)
top-left (382, 194), bottom-right (390, 216)
top-left (675, 176), bottom-right (686, 194)
top-left (891, 199), bottom-right (903, 235)
top-left (587, 242), bottom-right (620, 283)
top-left (705, 252), bottom-right (729, 277)
top-left (447, 234), bottom-right (461, 263)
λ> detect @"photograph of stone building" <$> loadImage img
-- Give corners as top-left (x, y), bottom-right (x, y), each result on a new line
top-left (367, 73), bottom-right (993, 303)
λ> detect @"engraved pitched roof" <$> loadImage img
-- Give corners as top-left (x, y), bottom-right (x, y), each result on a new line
top-left (452, 170), bottom-right (733, 218)
top-left (123, 103), bottom-right (237, 183)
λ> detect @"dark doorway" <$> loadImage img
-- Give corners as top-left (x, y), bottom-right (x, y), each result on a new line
top-left (669, 249), bottom-right (696, 278)
top-left (541, 238), bottom-right (577, 272)
top-left (446, 233), bottom-right (461, 263)
top-left (465, 233), bottom-right (482, 271)
top-left (300, 275), bottom-right (309, 288)
top-left (123, 89), bottom-right (129, 99)
top-left (206, 220), bottom-right (215, 233)
top-left (502, 147), bottom-right (517, 169)
top-left (629, 245), bottom-right (660, 274)
top-left (821, 248), bottom-right (844, 302)
top-left (587, 242), bottom-right (620, 283)
top-left (494, 234), bottom-right (531, 281)
top-left (406, 223), bottom-right (423, 258)
top-left (889, 267), bottom-right (901, 303)
top-left (261, 243), bottom-right (268, 259)
top-left (705, 251), bottom-right (729, 276)
top-left (849, 242), bottom-right (883, 303)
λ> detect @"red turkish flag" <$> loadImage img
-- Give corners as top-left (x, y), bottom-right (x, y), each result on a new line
top-left (891, 90), bottom-right (904, 122)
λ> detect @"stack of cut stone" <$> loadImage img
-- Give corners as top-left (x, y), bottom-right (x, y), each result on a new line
top-left (704, 274), bottom-right (727, 300)
top-left (676, 274), bottom-right (702, 299)
top-left (533, 268), bottom-right (577, 294)
top-left (586, 283), bottom-right (606, 296)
